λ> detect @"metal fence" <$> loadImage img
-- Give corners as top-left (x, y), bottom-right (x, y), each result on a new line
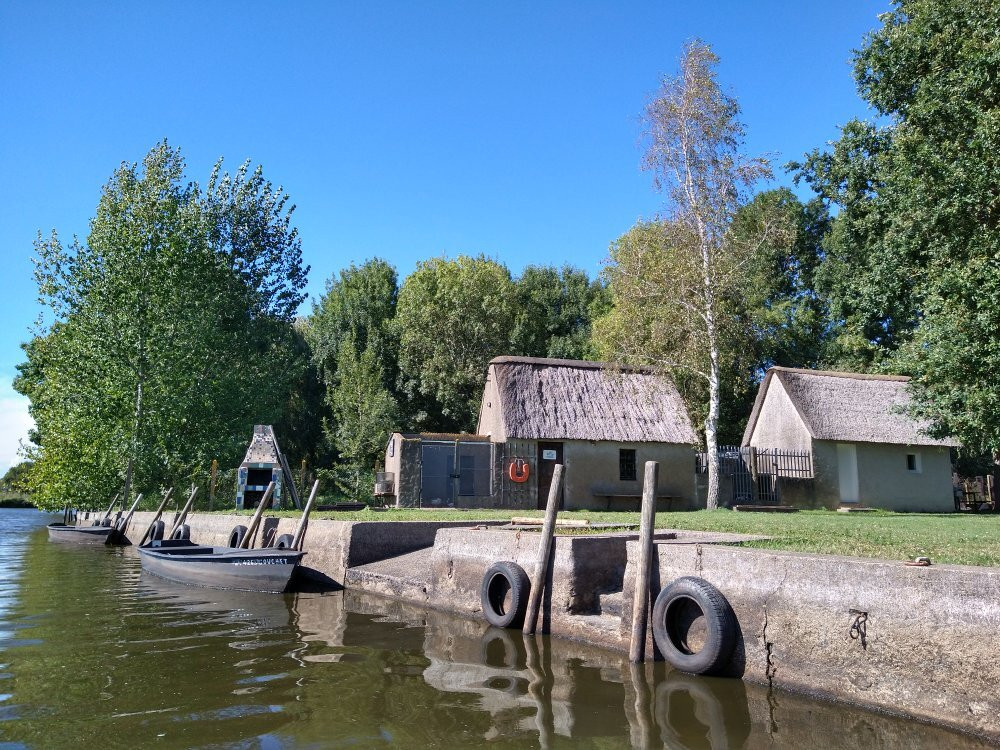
top-left (696, 446), bottom-right (813, 478)
top-left (697, 445), bottom-right (813, 505)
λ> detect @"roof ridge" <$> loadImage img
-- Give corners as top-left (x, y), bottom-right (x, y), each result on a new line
top-left (769, 365), bottom-right (910, 383)
top-left (488, 355), bottom-right (657, 374)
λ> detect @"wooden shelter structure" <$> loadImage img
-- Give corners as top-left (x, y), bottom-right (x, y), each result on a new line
top-left (236, 425), bottom-right (300, 510)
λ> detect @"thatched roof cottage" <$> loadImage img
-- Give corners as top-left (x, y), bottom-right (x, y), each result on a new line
top-left (743, 367), bottom-right (957, 511)
top-left (382, 356), bottom-right (700, 510)
top-left (478, 356), bottom-right (699, 510)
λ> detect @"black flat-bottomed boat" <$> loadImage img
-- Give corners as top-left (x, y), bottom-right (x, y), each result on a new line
top-left (137, 539), bottom-right (305, 593)
top-left (46, 523), bottom-right (116, 545)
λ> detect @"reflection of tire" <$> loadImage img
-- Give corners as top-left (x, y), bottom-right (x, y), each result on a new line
top-left (274, 533), bottom-right (295, 549)
top-left (655, 672), bottom-right (751, 750)
top-left (171, 524), bottom-right (190, 541)
top-left (652, 577), bottom-right (737, 675)
top-left (481, 561), bottom-right (530, 629)
top-left (480, 627), bottom-right (526, 670)
top-left (228, 524), bottom-right (248, 548)
top-left (149, 520), bottom-right (166, 541)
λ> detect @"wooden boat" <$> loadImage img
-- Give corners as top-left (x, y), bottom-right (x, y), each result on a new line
top-left (137, 539), bottom-right (305, 593)
top-left (136, 477), bottom-right (318, 594)
top-left (46, 522), bottom-right (116, 545)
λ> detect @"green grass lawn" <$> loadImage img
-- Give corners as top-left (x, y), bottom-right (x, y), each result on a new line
top-left (221, 505), bottom-right (1000, 568)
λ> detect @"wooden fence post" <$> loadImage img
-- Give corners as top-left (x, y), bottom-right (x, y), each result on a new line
top-left (630, 460), bottom-right (659, 663)
top-left (523, 464), bottom-right (563, 635)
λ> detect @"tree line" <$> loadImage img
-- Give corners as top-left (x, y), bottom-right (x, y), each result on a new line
top-left (15, 0), bottom-right (999, 509)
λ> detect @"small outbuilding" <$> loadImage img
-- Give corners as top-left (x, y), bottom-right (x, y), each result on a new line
top-left (236, 425), bottom-right (286, 510)
top-left (381, 356), bottom-right (700, 510)
top-left (742, 367), bottom-right (958, 511)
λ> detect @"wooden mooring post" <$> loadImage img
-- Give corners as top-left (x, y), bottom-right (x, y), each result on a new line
top-left (629, 460), bottom-right (659, 663)
top-left (523, 463), bottom-right (564, 636)
top-left (239, 482), bottom-right (274, 549)
top-left (137, 487), bottom-right (174, 547)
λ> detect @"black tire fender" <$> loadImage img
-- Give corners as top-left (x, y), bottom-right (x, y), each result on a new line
top-left (274, 533), bottom-right (295, 549)
top-left (171, 524), bottom-right (190, 541)
top-left (651, 576), bottom-right (738, 676)
top-left (480, 561), bottom-right (530, 629)
top-left (100, 518), bottom-right (113, 527)
top-left (228, 524), bottom-right (248, 548)
top-left (149, 519), bottom-right (166, 541)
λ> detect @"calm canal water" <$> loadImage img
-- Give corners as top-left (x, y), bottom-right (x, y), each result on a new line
top-left (0, 509), bottom-right (991, 749)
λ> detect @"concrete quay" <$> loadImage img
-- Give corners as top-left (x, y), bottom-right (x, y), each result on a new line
top-left (85, 509), bottom-right (1000, 743)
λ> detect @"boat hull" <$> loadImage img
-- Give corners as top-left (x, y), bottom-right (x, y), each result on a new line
top-left (137, 540), bottom-right (305, 593)
top-left (47, 523), bottom-right (115, 545)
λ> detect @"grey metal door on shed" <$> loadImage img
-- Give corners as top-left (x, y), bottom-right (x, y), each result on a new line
top-left (421, 443), bottom-right (456, 505)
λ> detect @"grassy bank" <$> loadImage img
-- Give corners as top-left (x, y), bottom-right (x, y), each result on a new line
top-left (223, 506), bottom-right (1000, 567)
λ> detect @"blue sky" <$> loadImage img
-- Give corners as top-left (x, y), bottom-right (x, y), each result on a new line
top-left (0, 1), bottom-right (888, 472)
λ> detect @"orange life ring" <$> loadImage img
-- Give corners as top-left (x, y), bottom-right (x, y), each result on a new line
top-left (508, 458), bottom-right (531, 483)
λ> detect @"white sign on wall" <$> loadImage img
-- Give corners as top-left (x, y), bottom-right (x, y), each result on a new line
top-left (542, 449), bottom-right (557, 460)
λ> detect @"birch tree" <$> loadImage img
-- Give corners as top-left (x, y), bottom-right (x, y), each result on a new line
top-left (597, 41), bottom-right (779, 509)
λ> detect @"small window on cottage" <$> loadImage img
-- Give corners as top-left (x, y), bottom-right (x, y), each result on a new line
top-left (620, 449), bottom-right (637, 481)
top-left (906, 453), bottom-right (921, 473)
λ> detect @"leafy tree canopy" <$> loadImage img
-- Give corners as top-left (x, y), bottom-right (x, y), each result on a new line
top-left (512, 265), bottom-right (610, 360)
top-left (17, 141), bottom-right (309, 509)
top-left (396, 255), bottom-right (517, 432)
top-left (792, 0), bottom-right (1000, 452)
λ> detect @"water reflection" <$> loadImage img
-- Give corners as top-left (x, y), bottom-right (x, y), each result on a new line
top-left (0, 510), bottom-right (992, 749)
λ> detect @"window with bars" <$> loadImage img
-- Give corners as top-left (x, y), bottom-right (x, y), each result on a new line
top-left (619, 449), bottom-right (637, 481)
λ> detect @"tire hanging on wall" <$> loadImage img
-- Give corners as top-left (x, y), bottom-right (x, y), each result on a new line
top-left (273, 534), bottom-right (295, 549)
top-left (480, 561), bottom-right (530, 629)
top-left (228, 524), bottom-right (248, 548)
top-left (149, 520), bottom-right (166, 542)
top-left (651, 576), bottom-right (738, 676)
top-left (171, 524), bottom-right (190, 541)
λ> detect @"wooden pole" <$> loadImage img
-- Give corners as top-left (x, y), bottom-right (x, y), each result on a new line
top-left (239, 482), bottom-right (274, 549)
top-left (291, 480), bottom-right (320, 551)
top-left (209, 459), bottom-right (218, 512)
top-left (629, 461), bottom-right (659, 663)
top-left (137, 487), bottom-right (174, 547)
top-left (168, 486), bottom-right (198, 538)
top-left (110, 493), bottom-right (143, 543)
top-left (101, 493), bottom-right (121, 522)
top-left (523, 463), bottom-right (563, 636)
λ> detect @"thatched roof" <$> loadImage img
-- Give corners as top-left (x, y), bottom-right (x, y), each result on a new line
top-left (742, 367), bottom-right (957, 447)
top-left (489, 356), bottom-right (697, 444)
top-left (241, 425), bottom-right (281, 466)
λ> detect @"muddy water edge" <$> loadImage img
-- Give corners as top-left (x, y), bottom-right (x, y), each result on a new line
top-left (0, 509), bottom-right (992, 749)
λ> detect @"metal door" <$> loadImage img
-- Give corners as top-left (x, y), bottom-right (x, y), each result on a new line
top-left (421, 442), bottom-right (456, 506)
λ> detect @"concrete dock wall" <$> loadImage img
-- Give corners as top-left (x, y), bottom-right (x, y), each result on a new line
top-left (620, 541), bottom-right (1000, 742)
